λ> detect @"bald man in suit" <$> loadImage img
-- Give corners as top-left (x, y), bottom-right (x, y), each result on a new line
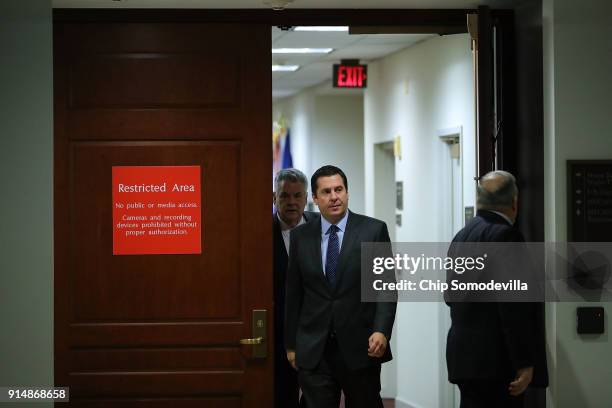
top-left (446, 170), bottom-right (548, 408)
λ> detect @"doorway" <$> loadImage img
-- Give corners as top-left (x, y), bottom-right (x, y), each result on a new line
top-left (53, 7), bottom-right (508, 406)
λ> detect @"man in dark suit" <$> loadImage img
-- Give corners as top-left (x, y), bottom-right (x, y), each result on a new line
top-left (273, 168), bottom-right (317, 408)
top-left (285, 165), bottom-right (396, 408)
top-left (446, 170), bottom-right (548, 408)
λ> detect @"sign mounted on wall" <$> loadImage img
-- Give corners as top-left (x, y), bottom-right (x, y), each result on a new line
top-left (112, 165), bottom-right (202, 255)
top-left (333, 61), bottom-right (368, 88)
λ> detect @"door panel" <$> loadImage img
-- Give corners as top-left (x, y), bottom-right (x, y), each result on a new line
top-left (54, 23), bottom-right (272, 406)
top-left (69, 55), bottom-right (240, 109)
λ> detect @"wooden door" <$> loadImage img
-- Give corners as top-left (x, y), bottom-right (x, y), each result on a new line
top-left (54, 22), bottom-right (272, 407)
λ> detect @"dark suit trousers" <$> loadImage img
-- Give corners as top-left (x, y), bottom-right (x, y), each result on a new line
top-left (275, 350), bottom-right (301, 408)
top-left (298, 335), bottom-right (383, 408)
top-left (458, 381), bottom-right (525, 408)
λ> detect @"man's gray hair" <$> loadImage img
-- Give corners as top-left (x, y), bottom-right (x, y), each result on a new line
top-left (274, 168), bottom-right (308, 193)
top-left (476, 170), bottom-right (518, 210)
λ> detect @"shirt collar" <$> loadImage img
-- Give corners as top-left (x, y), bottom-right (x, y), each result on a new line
top-left (321, 210), bottom-right (349, 234)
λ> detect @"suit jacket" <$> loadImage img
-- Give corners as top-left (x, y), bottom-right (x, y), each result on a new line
top-left (446, 210), bottom-right (548, 387)
top-left (273, 210), bottom-right (319, 358)
top-left (285, 210), bottom-right (397, 371)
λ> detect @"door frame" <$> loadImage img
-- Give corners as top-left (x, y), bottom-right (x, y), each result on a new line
top-left (54, 8), bottom-right (472, 30)
top-left (53, 6), bottom-right (519, 404)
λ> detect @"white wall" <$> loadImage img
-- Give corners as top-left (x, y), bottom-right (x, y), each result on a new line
top-left (311, 95), bottom-right (365, 214)
top-left (273, 89), bottom-right (314, 180)
top-left (364, 34), bottom-right (475, 407)
top-left (544, 0), bottom-right (612, 406)
top-left (273, 84), bottom-right (365, 214)
top-left (0, 0), bottom-right (54, 400)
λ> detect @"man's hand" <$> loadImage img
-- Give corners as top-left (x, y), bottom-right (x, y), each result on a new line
top-left (286, 350), bottom-right (297, 370)
top-left (368, 332), bottom-right (388, 358)
top-left (509, 366), bottom-right (533, 396)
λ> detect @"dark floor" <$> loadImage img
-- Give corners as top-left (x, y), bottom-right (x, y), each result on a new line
top-left (338, 398), bottom-right (394, 408)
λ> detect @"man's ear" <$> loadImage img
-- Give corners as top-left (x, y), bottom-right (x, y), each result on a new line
top-left (272, 192), bottom-right (277, 206)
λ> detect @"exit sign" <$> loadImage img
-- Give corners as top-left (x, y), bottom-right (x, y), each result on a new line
top-left (333, 63), bottom-right (367, 88)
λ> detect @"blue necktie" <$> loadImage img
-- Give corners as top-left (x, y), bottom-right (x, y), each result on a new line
top-left (326, 225), bottom-right (340, 288)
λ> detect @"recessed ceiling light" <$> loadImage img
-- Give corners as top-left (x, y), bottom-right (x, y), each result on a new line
top-left (272, 65), bottom-right (300, 72)
top-left (294, 26), bottom-right (349, 32)
top-left (272, 48), bottom-right (333, 54)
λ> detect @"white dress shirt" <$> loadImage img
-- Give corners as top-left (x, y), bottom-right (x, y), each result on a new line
top-left (277, 213), bottom-right (306, 255)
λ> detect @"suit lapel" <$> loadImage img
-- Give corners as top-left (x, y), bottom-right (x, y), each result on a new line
top-left (304, 211), bottom-right (312, 223)
top-left (273, 214), bottom-right (288, 259)
top-left (333, 211), bottom-right (361, 291)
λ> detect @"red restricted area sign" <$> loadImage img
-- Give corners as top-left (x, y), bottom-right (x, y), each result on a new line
top-left (112, 166), bottom-right (201, 255)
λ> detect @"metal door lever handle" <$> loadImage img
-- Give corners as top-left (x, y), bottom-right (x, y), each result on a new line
top-left (239, 336), bottom-right (264, 345)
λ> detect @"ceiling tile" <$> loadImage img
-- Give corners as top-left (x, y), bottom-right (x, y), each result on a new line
top-left (358, 33), bottom-right (435, 45)
top-left (271, 30), bottom-right (448, 94)
top-left (272, 27), bottom-right (287, 42)
top-left (272, 53), bottom-right (326, 66)
top-left (324, 44), bottom-right (407, 61)
top-left (273, 31), bottom-right (361, 49)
